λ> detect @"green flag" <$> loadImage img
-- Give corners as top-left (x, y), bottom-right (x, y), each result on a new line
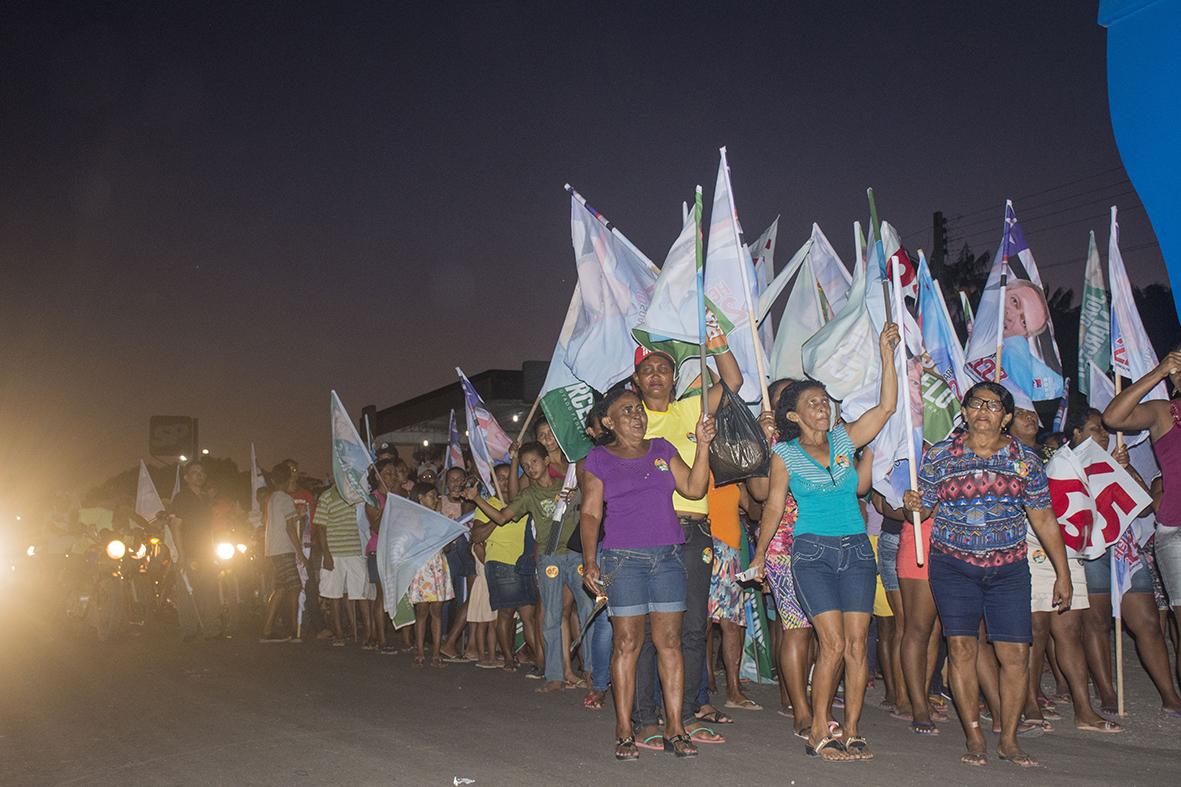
top-left (921, 368), bottom-right (960, 444)
top-left (1078, 230), bottom-right (1109, 398)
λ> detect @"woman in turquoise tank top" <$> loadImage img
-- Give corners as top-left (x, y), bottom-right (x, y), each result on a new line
top-left (751, 323), bottom-right (900, 762)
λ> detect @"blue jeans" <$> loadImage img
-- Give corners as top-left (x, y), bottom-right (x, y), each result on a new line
top-left (877, 531), bottom-right (901, 592)
top-left (589, 608), bottom-right (613, 692)
top-left (928, 549), bottom-right (1032, 643)
top-left (537, 552), bottom-right (595, 682)
top-left (791, 533), bottom-right (877, 618)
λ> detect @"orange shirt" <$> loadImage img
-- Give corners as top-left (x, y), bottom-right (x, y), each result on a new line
top-left (707, 481), bottom-right (742, 549)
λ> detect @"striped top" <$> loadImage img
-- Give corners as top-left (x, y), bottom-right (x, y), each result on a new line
top-left (314, 486), bottom-right (363, 558)
top-left (773, 424), bottom-right (864, 537)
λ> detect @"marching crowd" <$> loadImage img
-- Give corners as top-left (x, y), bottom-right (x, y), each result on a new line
top-left (148, 335), bottom-right (1181, 768)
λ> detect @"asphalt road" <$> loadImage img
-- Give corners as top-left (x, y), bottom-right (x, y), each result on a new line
top-left (2, 603), bottom-right (1180, 787)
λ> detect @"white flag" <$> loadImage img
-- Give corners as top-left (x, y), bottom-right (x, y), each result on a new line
top-left (565, 193), bottom-right (658, 392)
top-left (749, 217), bottom-right (779, 350)
top-left (633, 208), bottom-right (698, 344)
top-left (704, 148), bottom-right (765, 404)
top-left (755, 238), bottom-right (812, 325)
top-left (135, 460), bottom-right (166, 522)
top-left (1109, 206), bottom-right (1166, 401)
top-left (375, 493), bottom-right (468, 619)
top-left (802, 252), bottom-right (878, 402)
top-left (1046, 438), bottom-right (1152, 559)
top-left (249, 442), bottom-right (265, 524)
top-left (1086, 362), bottom-right (1156, 472)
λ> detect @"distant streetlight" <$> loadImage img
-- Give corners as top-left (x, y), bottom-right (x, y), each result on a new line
top-left (422, 440), bottom-right (430, 447)
top-left (201, 448), bottom-right (210, 455)
top-left (15, 515), bottom-right (21, 522)
top-left (178, 454), bottom-right (188, 462)
top-left (512, 413), bottom-right (519, 423)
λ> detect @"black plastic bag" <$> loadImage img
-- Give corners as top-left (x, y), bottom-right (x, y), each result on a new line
top-left (708, 381), bottom-right (771, 485)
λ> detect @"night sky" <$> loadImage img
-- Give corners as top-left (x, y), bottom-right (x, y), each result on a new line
top-left (0, 1), bottom-right (1165, 516)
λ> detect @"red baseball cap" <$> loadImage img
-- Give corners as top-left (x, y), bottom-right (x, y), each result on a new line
top-left (634, 345), bottom-right (676, 369)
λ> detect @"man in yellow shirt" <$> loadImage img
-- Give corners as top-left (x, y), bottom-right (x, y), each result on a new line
top-left (631, 345), bottom-right (743, 745)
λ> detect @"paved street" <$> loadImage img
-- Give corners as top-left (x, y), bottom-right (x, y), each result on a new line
top-left (2, 602), bottom-right (1179, 787)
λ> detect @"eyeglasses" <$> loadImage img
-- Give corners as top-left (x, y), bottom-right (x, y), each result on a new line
top-left (964, 396), bottom-right (1005, 413)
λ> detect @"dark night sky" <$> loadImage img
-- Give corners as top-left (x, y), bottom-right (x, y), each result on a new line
top-left (0, 1), bottom-right (1166, 515)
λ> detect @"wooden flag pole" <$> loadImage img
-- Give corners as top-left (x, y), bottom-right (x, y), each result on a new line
top-left (1114, 373), bottom-right (1126, 716)
top-left (719, 147), bottom-right (771, 411)
top-left (516, 395), bottom-right (542, 443)
top-left (891, 258), bottom-right (925, 567)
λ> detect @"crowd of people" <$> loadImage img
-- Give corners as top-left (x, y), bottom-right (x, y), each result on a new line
top-left (46, 336), bottom-right (1181, 768)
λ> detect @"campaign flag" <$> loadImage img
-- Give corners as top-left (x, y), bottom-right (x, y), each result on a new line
top-left (768, 225), bottom-right (852, 381)
top-left (964, 201), bottom-right (1065, 401)
top-left (138, 460), bottom-right (191, 594)
top-left (171, 464), bottom-right (181, 500)
top-left (633, 189), bottom-right (733, 366)
top-left (331, 390), bottom-right (375, 506)
top-left (802, 251), bottom-right (878, 401)
top-left (539, 287), bottom-right (597, 463)
top-left (249, 442), bottom-right (266, 528)
top-left (565, 191), bottom-right (659, 393)
top-left (960, 290), bottom-right (975, 336)
top-left (749, 218), bottom-right (779, 351)
top-left (1111, 527), bottom-right (1145, 620)
top-left (374, 493), bottom-right (468, 619)
top-left (1046, 437), bottom-right (1152, 559)
top-left (881, 221), bottom-right (918, 301)
top-left (1053, 378), bottom-right (1070, 433)
top-left (1086, 360), bottom-right (1155, 463)
top-left (1109, 206), bottom-right (1167, 401)
top-left (921, 365), bottom-right (960, 444)
top-left (917, 252), bottom-right (971, 399)
top-left (755, 238), bottom-right (812, 325)
top-left (135, 460), bottom-right (167, 522)
top-left (458, 367), bottom-right (513, 492)
top-left (1078, 231), bottom-right (1109, 398)
top-left (705, 148), bottom-right (766, 405)
top-left (443, 409), bottom-right (465, 471)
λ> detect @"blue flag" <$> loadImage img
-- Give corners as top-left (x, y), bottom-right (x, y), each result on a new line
top-left (916, 252), bottom-right (971, 399)
top-left (331, 390), bottom-right (375, 506)
top-left (374, 493), bottom-right (468, 619)
top-left (457, 368), bottom-right (513, 493)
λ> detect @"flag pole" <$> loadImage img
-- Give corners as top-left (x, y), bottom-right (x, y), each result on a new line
top-left (995, 203), bottom-right (1012, 383)
top-left (892, 257), bottom-right (925, 568)
top-left (719, 147), bottom-right (771, 411)
top-left (517, 395), bottom-right (542, 443)
top-left (565, 184), bottom-right (659, 273)
top-left (1114, 373), bottom-right (1126, 716)
top-left (694, 185), bottom-right (710, 413)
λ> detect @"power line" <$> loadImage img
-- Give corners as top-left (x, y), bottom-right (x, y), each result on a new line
top-left (946, 165), bottom-right (1126, 223)
top-left (950, 192), bottom-right (1142, 247)
top-left (945, 179), bottom-right (1132, 235)
top-left (1037, 239), bottom-right (1161, 273)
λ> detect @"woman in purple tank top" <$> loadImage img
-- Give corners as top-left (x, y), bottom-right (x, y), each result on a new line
top-left (1105, 348), bottom-right (1181, 692)
top-left (579, 387), bottom-right (715, 760)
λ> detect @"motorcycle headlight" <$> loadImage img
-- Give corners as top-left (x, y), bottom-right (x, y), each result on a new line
top-left (106, 540), bottom-right (127, 560)
top-left (26, 545), bottom-right (36, 557)
top-left (215, 542), bottom-right (235, 561)
top-left (236, 543), bottom-right (247, 554)
top-left (148, 537), bottom-right (160, 545)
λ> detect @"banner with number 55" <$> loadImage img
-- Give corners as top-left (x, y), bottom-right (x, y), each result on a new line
top-left (1046, 438), bottom-right (1152, 559)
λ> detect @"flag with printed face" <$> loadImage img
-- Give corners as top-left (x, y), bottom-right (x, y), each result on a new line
top-left (1046, 438), bottom-right (1152, 559)
top-left (331, 390), bottom-right (376, 507)
top-left (375, 493), bottom-right (468, 619)
top-left (1078, 231), bottom-right (1109, 398)
top-left (565, 193), bottom-right (659, 393)
top-left (964, 201), bottom-right (1064, 401)
top-left (1109, 206), bottom-right (1167, 401)
top-left (457, 368), bottom-right (514, 492)
top-left (540, 287), bottom-right (598, 463)
top-left (917, 252), bottom-right (971, 400)
top-left (443, 409), bottom-right (465, 471)
top-left (705, 149), bottom-right (766, 405)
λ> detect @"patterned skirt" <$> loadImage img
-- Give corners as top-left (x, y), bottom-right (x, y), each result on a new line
top-left (408, 551), bottom-right (455, 604)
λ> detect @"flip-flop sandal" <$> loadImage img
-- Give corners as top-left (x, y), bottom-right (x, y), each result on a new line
top-left (777, 707), bottom-right (794, 718)
top-left (412, 656), bottom-right (425, 668)
top-left (1076, 719), bottom-right (1123, 733)
top-left (583, 691), bottom-right (605, 710)
top-left (330, 639), bottom-right (346, 647)
top-left (998, 751), bottom-right (1040, 768)
top-left (635, 734), bottom-right (665, 751)
top-left (1024, 718), bottom-right (1053, 732)
top-left (1164, 708), bottom-right (1181, 719)
top-left (844, 736), bottom-right (874, 760)
top-left (687, 725), bottom-right (725, 744)
top-left (1041, 709), bottom-right (1063, 721)
top-left (1015, 722), bottom-right (1045, 738)
top-left (960, 752), bottom-right (988, 767)
top-left (475, 662), bottom-right (500, 669)
top-left (890, 709), bottom-right (913, 722)
top-left (794, 727), bottom-right (810, 740)
top-left (911, 722), bottom-right (940, 735)
top-left (694, 709), bottom-right (734, 724)
top-left (724, 699), bottom-right (763, 711)
top-left (442, 655), bottom-right (473, 663)
top-left (662, 734), bottom-right (698, 758)
top-left (828, 720), bottom-right (844, 738)
top-left (614, 736), bottom-right (639, 761)
top-left (805, 735), bottom-right (851, 761)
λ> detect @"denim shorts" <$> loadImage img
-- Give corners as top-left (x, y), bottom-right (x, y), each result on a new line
top-left (928, 549), bottom-right (1031, 644)
top-left (1156, 523), bottom-right (1181, 605)
top-left (598, 545), bottom-right (686, 617)
top-left (485, 559), bottom-right (537, 611)
top-left (790, 533), bottom-right (877, 618)
top-left (877, 531), bottom-right (901, 592)
top-left (1082, 542), bottom-right (1154, 595)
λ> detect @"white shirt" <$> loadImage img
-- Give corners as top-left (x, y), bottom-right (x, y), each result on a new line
top-left (265, 491), bottom-right (297, 557)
